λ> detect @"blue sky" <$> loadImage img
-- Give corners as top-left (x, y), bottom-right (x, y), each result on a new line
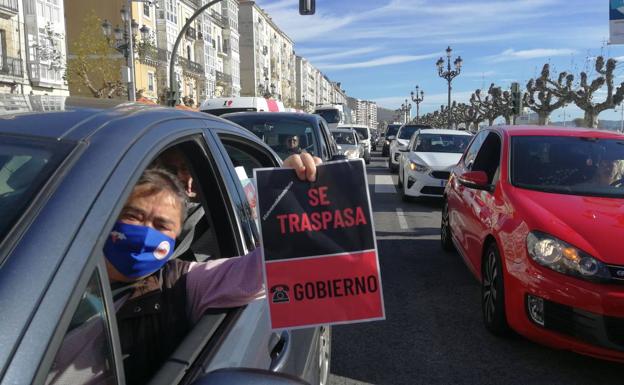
top-left (258, 0), bottom-right (624, 122)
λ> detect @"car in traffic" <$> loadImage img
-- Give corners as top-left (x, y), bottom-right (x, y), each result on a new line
top-left (397, 129), bottom-right (472, 201)
top-left (442, 125), bottom-right (624, 363)
top-left (221, 111), bottom-right (341, 162)
top-left (338, 124), bottom-right (371, 164)
top-left (0, 98), bottom-right (331, 385)
top-left (381, 124), bottom-right (401, 157)
top-left (331, 128), bottom-right (362, 160)
top-left (388, 123), bottom-right (432, 172)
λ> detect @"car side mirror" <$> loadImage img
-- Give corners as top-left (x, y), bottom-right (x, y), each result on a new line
top-left (458, 171), bottom-right (491, 191)
top-left (331, 154), bottom-right (348, 161)
top-left (191, 368), bottom-right (309, 385)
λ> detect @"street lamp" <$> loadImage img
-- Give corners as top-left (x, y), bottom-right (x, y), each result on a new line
top-left (436, 46), bottom-right (462, 129)
top-left (410, 85), bottom-right (424, 123)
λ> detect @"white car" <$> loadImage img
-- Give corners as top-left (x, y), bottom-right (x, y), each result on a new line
top-left (388, 124), bottom-right (431, 172)
top-left (331, 128), bottom-right (362, 160)
top-left (397, 129), bottom-right (473, 200)
top-left (339, 124), bottom-right (371, 164)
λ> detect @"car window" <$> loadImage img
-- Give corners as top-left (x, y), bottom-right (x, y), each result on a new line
top-left (414, 134), bottom-right (472, 153)
top-left (332, 131), bottom-right (357, 145)
top-left (315, 109), bottom-right (340, 124)
top-left (223, 115), bottom-right (320, 160)
top-left (471, 132), bottom-right (502, 184)
top-left (45, 270), bottom-right (118, 385)
top-left (463, 130), bottom-right (489, 170)
top-left (219, 135), bottom-right (280, 249)
top-left (0, 135), bottom-right (74, 246)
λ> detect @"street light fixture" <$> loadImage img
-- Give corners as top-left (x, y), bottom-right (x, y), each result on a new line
top-left (436, 46), bottom-right (462, 129)
top-left (410, 85), bottom-right (424, 122)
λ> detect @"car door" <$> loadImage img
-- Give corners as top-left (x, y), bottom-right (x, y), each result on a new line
top-left (209, 130), bottom-right (322, 385)
top-left (447, 130), bottom-right (489, 267)
top-left (318, 118), bottom-right (338, 161)
top-left (460, 131), bottom-right (503, 277)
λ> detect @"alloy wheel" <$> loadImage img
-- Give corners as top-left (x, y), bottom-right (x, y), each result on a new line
top-left (318, 326), bottom-right (331, 385)
top-left (482, 249), bottom-right (498, 325)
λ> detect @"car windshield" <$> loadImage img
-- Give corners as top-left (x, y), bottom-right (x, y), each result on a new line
top-left (414, 134), bottom-right (472, 153)
top-left (511, 136), bottom-right (624, 197)
top-left (315, 109), bottom-right (340, 124)
top-left (0, 135), bottom-right (73, 241)
top-left (332, 132), bottom-right (357, 145)
top-left (223, 115), bottom-right (319, 160)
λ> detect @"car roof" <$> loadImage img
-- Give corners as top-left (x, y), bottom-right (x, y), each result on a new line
top-left (418, 128), bottom-right (472, 135)
top-left (331, 128), bottom-right (357, 133)
top-left (338, 124), bottom-right (369, 129)
top-left (495, 125), bottom-right (624, 139)
top-left (0, 97), bottom-right (241, 142)
top-left (221, 111), bottom-right (320, 123)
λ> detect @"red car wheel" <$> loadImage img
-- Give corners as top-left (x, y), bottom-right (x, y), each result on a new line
top-left (482, 242), bottom-right (510, 336)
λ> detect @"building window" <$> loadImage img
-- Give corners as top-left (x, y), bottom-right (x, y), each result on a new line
top-left (0, 30), bottom-right (6, 68)
top-left (148, 72), bottom-right (154, 91)
top-left (187, 45), bottom-right (191, 61)
top-left (143, 3), bottom-right (150, 17)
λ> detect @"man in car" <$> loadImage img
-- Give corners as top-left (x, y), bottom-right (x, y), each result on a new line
top-left (283, 134), bottom-right (302, 155)
top-left (48, 153), bottom-right (321, 385)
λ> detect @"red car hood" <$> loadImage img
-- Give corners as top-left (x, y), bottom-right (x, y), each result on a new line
top-left (513, 188), bottom-right (624, 265)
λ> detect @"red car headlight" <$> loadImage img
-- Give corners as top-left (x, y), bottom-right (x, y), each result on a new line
top-left (526, 231), bottom-right (611, 283)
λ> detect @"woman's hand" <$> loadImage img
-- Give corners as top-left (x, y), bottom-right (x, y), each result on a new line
top-left (283, 153), bottom-right (322, 182)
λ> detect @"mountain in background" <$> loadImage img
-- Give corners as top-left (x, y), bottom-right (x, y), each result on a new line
top-left (377, 106), bottom-right (400, 128)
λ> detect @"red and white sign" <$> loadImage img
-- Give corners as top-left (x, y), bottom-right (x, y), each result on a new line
top-left (255, 160), bottom-right (385, 329)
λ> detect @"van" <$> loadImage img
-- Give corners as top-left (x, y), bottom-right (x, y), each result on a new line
top-left (199, 97), bottom-right (284, 116)
top-left (314, 104), bottom-right (352, 130)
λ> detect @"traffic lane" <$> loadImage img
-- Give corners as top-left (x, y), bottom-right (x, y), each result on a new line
top-left (329, 151), bottom-right (622, 385)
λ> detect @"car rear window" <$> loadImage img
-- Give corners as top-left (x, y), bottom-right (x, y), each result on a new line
top-left (202, 107), bottom-right (257, 116)
top-left (386, 125), bottom-right (400, 137)
top-left (315, 109), bottom-right (340, 124)
top-left (349, 126), bottom-right (368, 139)
top-left (0, 135), bottom-right (73, 241)
top-left (332, 131), bottom-right (357, 145)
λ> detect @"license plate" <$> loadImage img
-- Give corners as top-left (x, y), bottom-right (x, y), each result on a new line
top-left (440, 180), bottom-right (447, 187)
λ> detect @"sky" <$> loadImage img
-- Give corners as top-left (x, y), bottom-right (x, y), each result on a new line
top-left (257, 0), bottom-right (624, 122)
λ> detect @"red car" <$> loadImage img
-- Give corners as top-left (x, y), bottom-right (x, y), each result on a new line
top-left (442, 126), bottom-right (624, 362)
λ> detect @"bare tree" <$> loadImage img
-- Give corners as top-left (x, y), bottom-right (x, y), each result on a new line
top-left (523, 63), bottom-right (573, 125)
top-left (471, 86), bottom-right (500, 126)
top-left (490, 85), bottom-right (515, 124)
top-left (571, 56), bottom-right (624, 128)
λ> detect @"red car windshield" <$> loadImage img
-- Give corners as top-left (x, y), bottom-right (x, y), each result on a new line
top-left (511, 136), bottom-right (624, 197)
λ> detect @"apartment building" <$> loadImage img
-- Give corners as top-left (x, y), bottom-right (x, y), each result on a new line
top-left (348, 97), bottom-right (378, 129)
top-left (238, 0), bottom-right (295, 103)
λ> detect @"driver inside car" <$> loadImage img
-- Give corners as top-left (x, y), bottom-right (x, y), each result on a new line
top-left (46, 152), bottom-right (321, 385)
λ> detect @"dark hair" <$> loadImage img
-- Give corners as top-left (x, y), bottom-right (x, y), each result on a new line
top-left (135, 168), bottom-right (188, 222)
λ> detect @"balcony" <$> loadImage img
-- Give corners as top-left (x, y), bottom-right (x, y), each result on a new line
top-left (138, 46), bottom-right (168, 67)
top-left (179, 57), bottom-right (204, 76)
top-left (0, 0), bottom-right (18, 13)
top-left (209, 10), bottom-right (225, 27)
top-left (0, 56), bottom-right (23, 78)
top-left (216, 70), bottom-right (231, 85)
top-left (186, 27), bottom-right (197, 40)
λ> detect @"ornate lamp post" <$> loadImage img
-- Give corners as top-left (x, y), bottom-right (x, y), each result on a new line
top-left (102, 4), bottom-right (151, 101)
top-left (400, 100), bottom-right (411, 124)
top-left (410, 85), bottom-right (424, 122)
top-left (436, 46), bottom-right (462, 128)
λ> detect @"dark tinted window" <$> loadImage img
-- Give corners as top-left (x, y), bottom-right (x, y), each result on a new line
top-left (386, 125), bottom-right (401, 137)
top-left (0, 135), bottom-right (73, 241)
top-left (223, 115), bottom-right (320, 160)
top-left (512, 136), bottom-right (624, 197)
top-left (414, 134), bottom-right (471, 153)
top-left (315, 109), bottom-right (340, 123)
top-left (203, 107), bottom-right (256, 116)
top-left (398, 125), bottom-right (420, 140)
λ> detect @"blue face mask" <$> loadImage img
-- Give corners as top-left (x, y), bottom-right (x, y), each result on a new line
top-left (104, 222), bottom-right (176, 279)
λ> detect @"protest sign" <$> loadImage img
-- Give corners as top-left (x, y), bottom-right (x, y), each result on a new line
top-left (254, 159), bottom-right (384, 329)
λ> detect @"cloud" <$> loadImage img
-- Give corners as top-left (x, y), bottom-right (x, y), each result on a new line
top-left (307, 47), bottom-right (380, 62)
top-left (316, 53), bottom-right (441, 70)
top-left (488, 48), bottom-right (578, 62)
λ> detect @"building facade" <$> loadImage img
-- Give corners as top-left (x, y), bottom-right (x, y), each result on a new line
top-left (238, 0), bottom-right (295, 104)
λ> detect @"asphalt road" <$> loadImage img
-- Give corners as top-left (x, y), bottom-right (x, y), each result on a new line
top-left (327, 151), bottom-right (622, 385)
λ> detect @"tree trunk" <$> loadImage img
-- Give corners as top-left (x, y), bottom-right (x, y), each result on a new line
top-left (504, 115), bottom-right (511, 125)
top-left (538, 112), bottom-right (549, 125)
top-left (488, 118), bottom-right (495, 126)
top-left (584, 111), bottom-right (599, 128)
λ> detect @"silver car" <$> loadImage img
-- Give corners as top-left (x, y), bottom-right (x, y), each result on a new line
top-left (331, 128), bottom-right (362, 160)
top-left (0, 97), bottom-right (330, 385)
